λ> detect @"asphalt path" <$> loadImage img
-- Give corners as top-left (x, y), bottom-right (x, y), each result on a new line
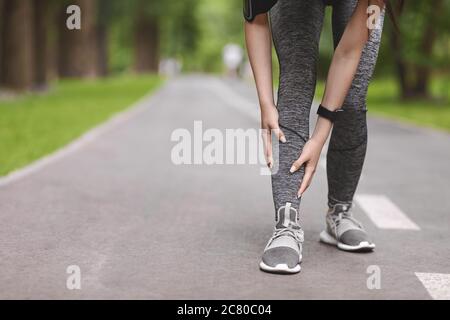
top-left (0, 75), bottom-right (449, 299)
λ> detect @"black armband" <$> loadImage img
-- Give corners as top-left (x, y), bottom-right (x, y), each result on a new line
top-left (244, 0), bottom-right (278, 22)
top-left (317, 105), bottom-right (343, 123)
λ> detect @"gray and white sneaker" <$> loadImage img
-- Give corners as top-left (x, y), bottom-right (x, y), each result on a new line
top-left (260, 203), bottom-right (304, 274)
top-left (320, 204), bottom-right (375, 252)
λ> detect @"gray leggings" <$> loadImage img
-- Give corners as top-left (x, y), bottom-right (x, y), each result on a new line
top-left (269, 0), bottom-right (384, 214)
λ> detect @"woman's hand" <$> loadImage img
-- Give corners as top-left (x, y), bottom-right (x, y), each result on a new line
top-left (261, 104), bottom-right (286, 169)
top-left (290, 138), bottom-right (324, 197)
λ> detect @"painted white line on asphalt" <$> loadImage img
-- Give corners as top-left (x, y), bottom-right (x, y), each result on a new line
top-left (415, 273), bottom-right (450, 300)
top-left (354, 194), bottom-right (420, 230)
top-left (0, 89), bottom-right (164, 188)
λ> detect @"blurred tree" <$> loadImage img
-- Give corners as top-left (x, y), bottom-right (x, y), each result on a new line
top-left (95, 0), bottom-right (112, 77)
top-left (188, 0), bottom-right (243, 72)
top-left (388, 0), bottom-right (449, 99)
top-left (58, 0), bottom-right (99, 78)
top-left (33, 0), bottom-right (49, 89)
top-left (45, 0), bottom-right (63, 81)
top-left (132, 0), bottom-right (164, 73)
top-left (0, 0), bottom-right (3, 80)
top-left (161, 0), bottom-right (200, 62)
top-left (0, 0), bottom-right (34, 90)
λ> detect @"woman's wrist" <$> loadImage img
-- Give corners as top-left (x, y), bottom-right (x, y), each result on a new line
top-left (310, 134), bottom-right (327, 148)
top-left (311, 118), bottom-right (333, 145)
top-left (260, 100), bottom-right (276, 111)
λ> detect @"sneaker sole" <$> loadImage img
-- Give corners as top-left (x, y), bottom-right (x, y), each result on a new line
top-left (319, 230), bottom-right (375, 252)
top-left (259, 261), bottom-right (301, 274)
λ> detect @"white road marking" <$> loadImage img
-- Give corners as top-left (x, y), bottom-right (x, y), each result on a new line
top-left (415, 273), bottom-right (450, 300)
top-left (355, 194), bottom-right (420, 230)
top-left (0, 89), bottom-right (164, 188)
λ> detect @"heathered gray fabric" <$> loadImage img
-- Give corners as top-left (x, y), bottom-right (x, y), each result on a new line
top-left (269, 0), bottom-right (385, 214)
top-left (327, 1), bottom-right (385, 206)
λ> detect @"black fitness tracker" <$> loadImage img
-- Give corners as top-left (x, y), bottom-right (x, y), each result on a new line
top-left (317, 105), bottom-right (343, 123)
top-left (243, 0), bottom-right (278, 22)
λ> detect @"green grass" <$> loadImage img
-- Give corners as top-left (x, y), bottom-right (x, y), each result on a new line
top-left (315, 77), bottom-right (450, 132)
top-left (0, 75), bottom-right (163, 177)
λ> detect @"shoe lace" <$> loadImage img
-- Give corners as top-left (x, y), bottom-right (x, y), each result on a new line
top-left (331, 210), bottom-right (364, 236)
top-left (270, 226), bottom-right (304, 245)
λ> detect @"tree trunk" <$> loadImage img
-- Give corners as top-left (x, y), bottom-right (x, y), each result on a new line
top-left (58, 0), bottom-right (98, 78)
top-left (96, 24), bottom-right (109, 77)
top-left (412, 0), bottom-right (443, 99)
top-left (133, 11), bottom-right (159, 74)
top-left (45, 0), bottom-right (60, 81)
top-left (96, 24), bottom-right (108, 77)
top-left (390, 0), bottom-right (443, 100)
top-left (57, 1), bottom-right (71, 77)
top-left (33, 0), bottom-right (48, 90)
top-left (95, 0), bottom-right (110, 77)
top-left (389, 26), bottom-right (412, 99)
top-left (0, 0), bottom-right (34, 91)
top-left (0, 0), bottom-right (4, 80)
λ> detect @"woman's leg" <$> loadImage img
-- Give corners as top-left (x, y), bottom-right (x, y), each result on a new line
top-left (318, 1), bottom-right (385, 252)
top-left (259, 0), bottom-right (325, 275)
top-left (270, 0), bottom-right (325, 216)
top-left (327, 0), bottom-right (385, 206)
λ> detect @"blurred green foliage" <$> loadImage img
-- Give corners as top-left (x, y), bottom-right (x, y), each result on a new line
top-left (105, 0), bottom-right (243, 73)
top-left (33, 0), bottom-right (450, 86)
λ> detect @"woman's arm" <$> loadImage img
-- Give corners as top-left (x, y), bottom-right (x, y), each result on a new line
top-left (291, 0), bottom-right (384, 197)
top-left (244, 13), bottom-right (275, 110)
top-left (322, 0), bottom-right (384, 109)
top-left (245, 13), bottom-right (286, 169)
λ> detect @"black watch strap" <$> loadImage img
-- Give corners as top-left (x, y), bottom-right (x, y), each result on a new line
top-left (317, 105), bottom-right (343, 122)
